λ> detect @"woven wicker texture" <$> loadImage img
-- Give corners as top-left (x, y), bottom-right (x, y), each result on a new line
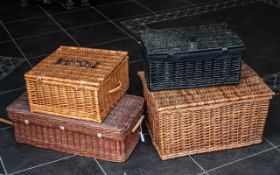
top-left (138, 64), bottom-right (274, 160)
top-left (139, 23), bottom-right (245, 55)
top-left (25, 46), bottom-right (129, 123)
top-left (140, 23), bottom-right (245, 91)
top-left (145, 55), bottom-right (242, 91)
top-left (7, 93), bottom-right (144, 162)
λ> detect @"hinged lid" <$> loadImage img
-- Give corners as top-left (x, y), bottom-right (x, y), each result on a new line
top-left (138, 64), bottom-right (275, 112)
top-left (139, 23), bottom-right (245, 56)
top-left (7, 93), bottom-right (145, 140)
top-left (25, 46), bottom-right (128, 87)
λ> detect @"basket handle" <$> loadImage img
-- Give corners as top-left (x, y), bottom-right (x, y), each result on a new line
top-left (0, 118), bottom-right (13, 126)
top-left (108, 81), bottom-right (122, 94)
top-left (132, 115), bottom-right (145, 133)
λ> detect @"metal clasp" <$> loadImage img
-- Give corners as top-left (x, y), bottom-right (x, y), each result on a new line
top-left (59, 126), bottom-right (65, 131)
top-left (187, 41), bottom-right (198, 51)
top-left (76, 81), bottom-right (86, 90)
top-left (24, 120), bottom-right (29, 125)
top-left (36, 76), bottom-right (42, 82)
top-left (222, 47), bottom-right (228, 52)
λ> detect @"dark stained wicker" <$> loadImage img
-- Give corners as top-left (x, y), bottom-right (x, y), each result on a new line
top-left (139, 23), bottom-right (246, 91)
top-left (7, 93), bottom-right (145, 162)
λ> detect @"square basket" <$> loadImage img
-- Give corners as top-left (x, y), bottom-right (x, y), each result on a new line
top-left (139, 23), bottom-right (246, 91)
top-left (25, 46), bottom-right (129, 123)
top-left (138, 64), bottom-right (274, 160)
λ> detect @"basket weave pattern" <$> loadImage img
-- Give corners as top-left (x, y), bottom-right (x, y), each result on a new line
top-left (140, 23), bottom-right (245, 91)
top-left (13, 120), bottom-right (140, 162)
top-left (139, 64), bottom-right (274, 160)
top-left (146, 56), bottom-right (241, 90)
top-left (8, 94), bottom-right (145, 162)
top-left (25, 46), bottom-right (129, 123)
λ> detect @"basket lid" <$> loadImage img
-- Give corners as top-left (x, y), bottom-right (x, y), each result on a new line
top-left (138, 64), bottom-right (275, 112)
top-left (24, 46), bottom-right (128, 87)
top-left (139, 23), bottom-right (245, 56)
top-left (7, 93), bottom-right (145, 140)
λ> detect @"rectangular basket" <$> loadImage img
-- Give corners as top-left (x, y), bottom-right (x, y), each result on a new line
top-left (138, 64), bottom-right (274, 160)
top-left (139, 23), bottom-right (246, 91)
top-left (25, 46), bottom-right (129, 123)
top-left (7, 93), bottom-right (145, 162)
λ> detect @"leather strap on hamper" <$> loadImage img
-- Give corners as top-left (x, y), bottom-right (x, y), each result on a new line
top-left (132, 115), bottom-right (145, 142)
top-left (0, 118), bottom-right (13, 126)
top-left (132, 115), bottom-right (145, 133)
top-left (108, 81), bottom-right (123, 94)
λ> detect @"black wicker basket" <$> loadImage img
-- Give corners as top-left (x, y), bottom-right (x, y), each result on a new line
top-left (139, 23), bottom-right (246, 91)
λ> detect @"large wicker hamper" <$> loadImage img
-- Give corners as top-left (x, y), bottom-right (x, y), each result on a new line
top-left (25, 46), bottom-right (129, 123)
top-left (7, 93), bottom-right (145, 162)
top-left (138, 64), bottom-right (274, 160)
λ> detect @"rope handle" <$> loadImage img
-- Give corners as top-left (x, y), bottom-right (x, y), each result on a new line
top-left (132, 115), bottom-right (145, 133)
top-left (108, 81), bottom-right (123, 94)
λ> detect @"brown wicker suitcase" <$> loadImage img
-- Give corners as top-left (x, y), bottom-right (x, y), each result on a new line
top-left (138, 64), bottom-right (274, 160)
top-left (25, 46), bottom-right (129, 123)
top-left (7, 93), bottom-right (145, 162)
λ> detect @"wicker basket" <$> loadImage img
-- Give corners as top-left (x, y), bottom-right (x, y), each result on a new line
top-left (7, 93), bottom-right (145, 162)
top-left (25, 46), bottom-right (129, 123)
top-left (139, 23), bottom-right (245, 91)
top-left (138, 64), bottom-right (274, 160)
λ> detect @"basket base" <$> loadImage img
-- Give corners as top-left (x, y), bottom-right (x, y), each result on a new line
top-left (147, 128), bottom-right (263, 160)
top-left (15, 135), bottom-right (140, 163)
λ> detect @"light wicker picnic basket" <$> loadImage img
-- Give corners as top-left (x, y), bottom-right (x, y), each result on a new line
top-left (138, 64), bottom-right (274, 160)
top-left (25, 46), bottom-right (129, 123)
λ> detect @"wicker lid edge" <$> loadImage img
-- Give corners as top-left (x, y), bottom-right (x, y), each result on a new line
top-left (58, 45), bottom-right (128, 56)
top-left (139, 23), bottom-right (246, 55)
top-left (24, 46), bottom-right (128, 87)
top-left (7, 93), bottom-right (145, 140)
top-left (138, 64), bottom-right (275, 112)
